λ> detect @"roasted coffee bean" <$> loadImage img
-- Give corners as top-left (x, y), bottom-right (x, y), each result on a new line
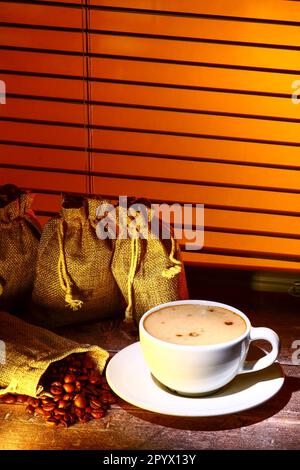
top-left (75, 381), bottom-right (82, 392)
top-left (42, 410), bottom-right (53, 419)
top-left (64, 412), bottom-right (76, 425)
top-left (63, 394), bottom-right (73, 401)
top-left (46, 418), bottom-right (58, 427)
top-left (59, 419), bottom-right (69, 428)
top-left (0, 394), bottom-right (17, 404)
top-left (74, 407), bottom-right (85, 418)
top-left (99, 391), bottom-right (116, 404)
top-left (90, 398), bottom-right (103, 409)
top-left (51, 381), bottom-right (62, 388)
top-left (74, 394), bottom-right (86, 409)
top-left (89, 372), bottom-right (101, 385)
top-left (42, 403), bottom-right (56, 412)
top-left (79, 415), bottom-right (91, 424)
top-left (58, 400), bottom-right (69, 409)
top-left (107, 394), bottom-right (116, 404)
top-left (54, 409), bottom-right (66, 416)
top-left (0, 353), bottom-right (114, 428)
top-left (77, 375), bottom-right (88, 382)
top-left (27, 397), bottom-right (40, 408)
top-left (50, 386), bottom-right (64, 396)
top-left (16, 395), bottom-right (28, 404)
top-left (85, 384), bottom-right (100, 396)
top-left (91, 409), bottom-right (105, 419)
top-left (97, 391), bottom-right (109, 404)
top-left (26, 405), bottom-right (35, 415)
top-left (68, 367), bottom-right (81, 374)
top-left (63, 383), bottom-right (75, 393)
top-left (41, 397), bottom-right (53, 405)
top-left (64, 373), bottom-right (76, 384)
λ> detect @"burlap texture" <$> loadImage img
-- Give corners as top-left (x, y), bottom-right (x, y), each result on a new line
top-left (111, 205), bottom-right (189, 325)
top-left (0, 311), bottom-right (108, 397)
top-left (30, 196), bottom-right (122, 328)
top-left (0, 187), bottom-right (41, 314)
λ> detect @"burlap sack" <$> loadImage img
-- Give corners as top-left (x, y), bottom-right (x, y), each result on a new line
top-left (30, 195), bottom-right (122, 328)
top-left (0, 185), bottom-right (41, 314)
top-left (0, 311), bottom-right (108, 397)
top-left (111, 202), bottom-right (189, 325)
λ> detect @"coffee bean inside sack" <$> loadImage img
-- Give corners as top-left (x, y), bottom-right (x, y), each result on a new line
top-left (0, 353), bottom-right (116, 427)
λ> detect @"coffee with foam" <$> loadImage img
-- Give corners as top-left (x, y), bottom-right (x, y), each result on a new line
top-left (144, 304), bottom-right (247, 346)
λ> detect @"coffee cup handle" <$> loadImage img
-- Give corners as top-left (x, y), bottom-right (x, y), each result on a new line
top-left (239, 327), bottom-right (280, 374)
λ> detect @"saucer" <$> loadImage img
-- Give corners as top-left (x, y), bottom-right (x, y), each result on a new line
top-left (106, 342), bottom-right (284, 417)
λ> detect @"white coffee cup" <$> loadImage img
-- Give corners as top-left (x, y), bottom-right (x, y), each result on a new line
top-left (139, 300), bottom-right (280, 395)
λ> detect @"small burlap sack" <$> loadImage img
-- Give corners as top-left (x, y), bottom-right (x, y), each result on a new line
top-left (0, 311), bottom-right (108, 397)
top-left (0, 184), bottom-right (41, 314)
top-left (111, 201), bottom-right (189, 325)
top-left (30, 195), bottom-right (122, 328)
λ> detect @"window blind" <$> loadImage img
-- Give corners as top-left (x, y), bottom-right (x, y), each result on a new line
top-left (1, 0), bottom-right (300, 271)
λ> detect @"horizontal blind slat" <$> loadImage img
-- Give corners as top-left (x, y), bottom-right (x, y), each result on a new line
top-left (1, 2), bottom-right (82, 28)
top-left (32, 193), bottom-right (62, 213)
top-left (0, 97), bottom-right (85, 124)
top-left (182, 252), bottom-right (300, 272)
top-left (94, 129), bottom-right (300, 168)
top-left (0, 167), bottom-right (87, 193)
top-left (181, 229), bottom-right (300, 258)
top-left (91, 175), bottom-right (300, 214)
top-left (91, 82), bottom-right (300, 121)
top-left (91, 153), bottom-right (300, 191)
top-left (92, 33), bottom-right (300, 71)
top-left (200, 208), bottom-right (300, 238)
top-left (0, 26), bottom-right (83, 52)
top-left (90, 10), bottom-right (300, 47)
top-left (91, 58), bottom-right (298, 95)
top-left (3, 73), bottom-right (83, 100)
top-left (1, 121), bottom-right (87, 147)
top-left (90, 0), bottom-right (300, 23)
top-left (0, 144), bottom-right (87, 172)
top-left (1, 50), bottom-right (83, 75)
top-left (92, 105), bottom-right (300, 144)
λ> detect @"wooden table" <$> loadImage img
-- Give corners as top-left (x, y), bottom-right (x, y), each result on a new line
top-left (0, 268), bottom-right (299, 450)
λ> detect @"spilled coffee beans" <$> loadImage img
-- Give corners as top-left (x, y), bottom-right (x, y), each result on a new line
top-left (0, 353), bottom-right (116, 428)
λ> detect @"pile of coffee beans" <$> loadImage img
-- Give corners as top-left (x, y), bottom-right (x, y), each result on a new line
top-left (0, 353), bottom-right (116, 427)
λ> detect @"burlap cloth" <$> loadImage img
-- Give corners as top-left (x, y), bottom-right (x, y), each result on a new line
top-left (111, 203), bottom-right (189, 324)
top-left (0, 187), bottom-right (41, 314)
top-left (30, 196), bottom-right (122, 328)
top-left (0, 311), bottom-right (109, 398)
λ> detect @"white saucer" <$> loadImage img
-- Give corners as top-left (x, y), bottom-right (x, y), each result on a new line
top-left (106, 342), bottom-right (284, 417)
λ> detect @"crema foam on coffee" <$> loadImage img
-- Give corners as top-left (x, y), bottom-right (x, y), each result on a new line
top-left (144, 304), bottom-right (247, 345)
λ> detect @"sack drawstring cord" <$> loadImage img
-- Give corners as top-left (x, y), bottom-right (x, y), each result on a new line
top-left (57, 220), bottom-right (83, 311)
